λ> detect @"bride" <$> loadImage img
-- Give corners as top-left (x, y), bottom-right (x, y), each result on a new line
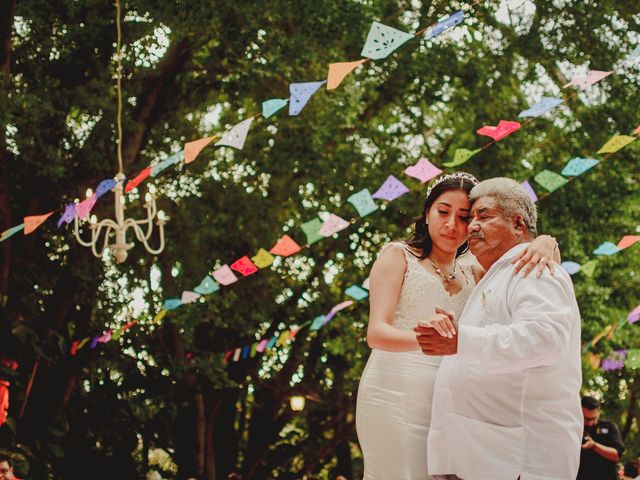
top-left (356, 172), bottom-right (559, 479)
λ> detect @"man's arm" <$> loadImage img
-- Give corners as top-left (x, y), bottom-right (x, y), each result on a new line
top-left (457, 273), bottom-right (577, 374)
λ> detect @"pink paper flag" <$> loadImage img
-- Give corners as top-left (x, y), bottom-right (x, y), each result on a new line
top-left (211, 265), bottom-right (238, 286)
top-left (184, 136), bottom-right (215, 164)
top-left (181, 291), bottom-right (201, 304)
top-left (256, 339), bottom-right (269, 353)
top-left (330, 300), bottom-right (354, 314)
top-left (269, 235), bottom-right (301, 257)
top-left (327, 59), bottom-right (367, 90)
top-left (476, 120), bottom-right (521, 141)
top-left (24, 211), bottom-right (55, 235)
top-left (230, 256), bottom-right (259, 276)
top-left (76, 195), bottom-right (97, 220)
top-left (563, 70), bottom-right (612, 89)
top-left (372, 175), bottom-right (410, 201)
top-left (628, 305), bottom-right (640, 324)
top-left (404, 158), bottom-right (443, 183)
top-left (319, 214), bottom-right (350, 237)
top-left (618, 235), bottom-right (640, 250)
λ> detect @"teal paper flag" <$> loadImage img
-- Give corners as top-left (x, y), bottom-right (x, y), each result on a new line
top-left (592, 241), bottom-right (621, 256)
top-left (262, 98), bottom-right (288, 118)
top-left (348, 189), bottom-right (378, 217)
top-left (151, 151), bottom-right (183, 177)
top-left (361, 21), bottom-right (413, 60)
top-left (561, 157), bottom-right (599, 177)
top-left (163, 298), bottom-right (183, 310)
top-left (345, 285), bottom-right (369, 300)
top-left (0, 223), bottom-right (25, 242)
top-left (310, 315), bottom-right (326, 331)
top-left (194, 275), bottom-right (220, 295)
top-left (301, 217), bottom-right (324, 245)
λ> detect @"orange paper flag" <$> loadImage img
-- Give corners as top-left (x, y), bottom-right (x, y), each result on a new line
top-left (24, 211), bottom-right (55, 235)
top-left (618, 235), bottom-right (640, 249)
top-left (269, 235), bottom-right (301, 257)
top-left (327, 59), bottom-right (367, 90)
top-left (184, 136), bottom-right (215, 164)
top-left (634, 125), bottom-right (640, 134)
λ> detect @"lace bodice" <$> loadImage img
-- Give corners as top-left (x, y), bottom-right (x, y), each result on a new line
top-left (389, 243), bottom-right (476, 332)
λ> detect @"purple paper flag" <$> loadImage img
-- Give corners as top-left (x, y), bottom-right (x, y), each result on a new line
top-left (57, 203), bottom-right (77, 227)
top-left (601, 350), bottom-right (627, 371)
top-left (289, 81), bottom-right (326, 116)
top-left (628, 305), bottom-right (640, 324)
top-left (520, 180), bottom-right (538, 203)
top-left (372, 175), bottom-right (410, 201)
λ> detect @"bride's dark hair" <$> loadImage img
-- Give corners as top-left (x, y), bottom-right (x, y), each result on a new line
top-left (405, 173), bottom-right (479, 260)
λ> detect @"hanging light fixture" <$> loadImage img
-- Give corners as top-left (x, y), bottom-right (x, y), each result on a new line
top-left (73, 0), bottom-right (165, 263)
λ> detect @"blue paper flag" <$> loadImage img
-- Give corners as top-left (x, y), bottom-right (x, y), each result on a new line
top-left (348, 189), bottom-right (379, 217)
top-left (266, 335), bottom-right (278, 349)
top-left (57, 203), bottom-right (76, 228)
top-left (289, 81), bottom-right (326, 116)
top-left (241, 346), bottom-right (250, 359)
top-left (518, 97), bottom-right (564, 118)
top-left (310, 315), bottom-right (326, 331)
top-left (561, 157), bottom-right (599, 177)
top-left (262, 98), bottom-right (289, 118)
top-left (0, 223), bottom-right (25, 242)
top-left (425, 11), bottom-right (464, 40)
top-left (592, 241), bottom-right (622, 256)
top-left (561, 261), bottom-right (581, 275)
top-left (345, 285), bottom-right (369, 300)
top-left (95, 178), bottom-right (118, 198)
top-left (194, 275), bottom-right (220, 295)
top-left (151, 151), bottom-right (183, 177)
top-left (163, 298), bottom-right (183, 310)
top-left (361, 21), bottom-right (413, 60)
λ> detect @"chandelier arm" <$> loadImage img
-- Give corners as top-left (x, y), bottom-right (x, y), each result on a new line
top-left (91, 224), bottom-right (115, 259)
top-left (137, 221), bottom-right (165, 255)
top-left (124, 218), bottom-right (153, 243)
top-left (73, 216), bottom-right (96, 247)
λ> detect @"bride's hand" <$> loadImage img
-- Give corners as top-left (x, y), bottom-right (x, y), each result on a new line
top-left (416, 310), bottom-right (456, 338)
top-left (511, 235), bottom-right (559, 278)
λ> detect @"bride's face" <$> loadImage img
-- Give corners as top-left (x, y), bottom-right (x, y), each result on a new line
top-left (426, 189), bottom-right (471, 253)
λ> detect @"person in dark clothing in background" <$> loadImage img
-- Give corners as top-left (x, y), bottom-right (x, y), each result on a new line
top-left (577, 396), bottom-right (625, 480)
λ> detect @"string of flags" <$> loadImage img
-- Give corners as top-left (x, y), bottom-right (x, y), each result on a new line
top-left (9, 6), bottom-right (629, 360)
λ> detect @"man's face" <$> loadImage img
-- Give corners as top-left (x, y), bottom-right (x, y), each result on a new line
top-left (0, 461), bottom-right (14, 480)
top-left (583, 407), bottom-right (599, 428)
top-left (467, 196), bottom-right (520, 266)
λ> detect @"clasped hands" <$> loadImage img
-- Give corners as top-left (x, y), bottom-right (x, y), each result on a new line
top-left (414, 307), bottom-right (458, 356)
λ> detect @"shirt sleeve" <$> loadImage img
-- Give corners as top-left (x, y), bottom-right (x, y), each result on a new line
top-left (458, 272), bottom-right (577, 374)
top-left (602, 421), bottom-right (625, 455)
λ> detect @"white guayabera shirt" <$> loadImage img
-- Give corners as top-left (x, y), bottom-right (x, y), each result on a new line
top-left (428, 243), bottom-right (583, 480)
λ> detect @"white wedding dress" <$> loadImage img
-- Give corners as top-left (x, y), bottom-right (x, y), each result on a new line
top-left (356, 243), bottom-right (476, 480)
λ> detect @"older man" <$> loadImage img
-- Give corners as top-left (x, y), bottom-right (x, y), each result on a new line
top-left (415, 177), bottom-right (582, 480)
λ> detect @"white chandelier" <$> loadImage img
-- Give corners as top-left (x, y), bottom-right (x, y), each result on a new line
top-left (73, 0), bottom-right (165, 263)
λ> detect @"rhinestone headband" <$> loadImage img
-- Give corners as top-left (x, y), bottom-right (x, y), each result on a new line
top-left (425, 172), bottom-right (479, 199)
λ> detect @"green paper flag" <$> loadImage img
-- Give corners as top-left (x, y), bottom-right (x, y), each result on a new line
top-left (596, 135), bottom-right (636, 154)
top-left (626, 349), bottom-right (640, 369)
top-left (301, 217), bottom-right (324, 245)
top-left (580, 259), bottom-right (598, 277)
top-left (442, 148), bottom-right (481, 167)
top-left (533, 169), bottom-right (569, 192)
top-left (348, 188), bottom-right (379, 217)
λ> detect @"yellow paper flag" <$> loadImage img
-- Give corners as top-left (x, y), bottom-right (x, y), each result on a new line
top-left (184, 136), bottom-right (215, 164)
top-left (252, 248), bottom-right (275, 268)
top-left (327, 59), bottom-right (367, 90)
top-left (24, 210), bottom-right (55, 235)
top-left (596, 135), bottom-right (636, 154)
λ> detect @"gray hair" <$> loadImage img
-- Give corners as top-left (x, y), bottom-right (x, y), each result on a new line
top-left (469, 177), bottom-right (538, 236)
